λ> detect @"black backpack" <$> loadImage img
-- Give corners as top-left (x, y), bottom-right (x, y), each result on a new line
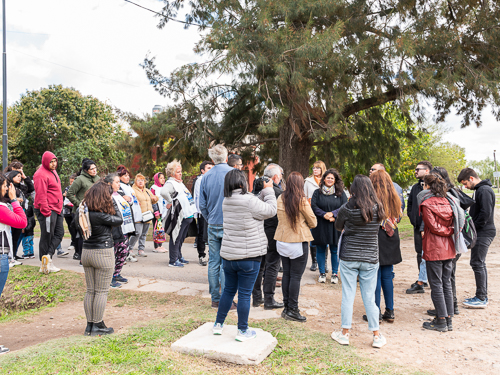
top-left (462, 212), bottom-right (477, 249)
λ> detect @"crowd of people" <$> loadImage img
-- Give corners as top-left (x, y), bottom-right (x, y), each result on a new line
top-left (0, 145), bottom-right (496, 352)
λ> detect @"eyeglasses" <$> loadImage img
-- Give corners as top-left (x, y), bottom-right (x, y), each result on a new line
top-left (415, 168), bottom-right (426, 171)
top-left (312, 166), bottom-right (321, 169)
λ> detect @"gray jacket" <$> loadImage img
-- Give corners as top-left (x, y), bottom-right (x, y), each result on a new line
top-left (220, 187), bottom-right (277, 260)
top-left (335, 200), bottom-right (380, 264)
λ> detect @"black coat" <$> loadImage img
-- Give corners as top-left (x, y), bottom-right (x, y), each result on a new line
top-left (80, 203), bottom-right (123, 249)
top-left (24, 206), bottom-right (36, 237)
top-left (470, 179), bottom-right (496, 237)
top-left (311, 189), bottom-right (348, 246)
top-left (407, 180), bottom-right (424, 229)
top-left (263, 183), bottom-right (283, 241)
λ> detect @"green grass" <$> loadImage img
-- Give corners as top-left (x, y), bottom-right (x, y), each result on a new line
top-left (398, 215), bottom-right (413, 240)
top-left (0, 302), bottom-right (426, 375)
top-left (0, 266), bottom-right (85, 323)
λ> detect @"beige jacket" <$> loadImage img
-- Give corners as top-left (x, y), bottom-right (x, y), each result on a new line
top-left (274, 196), bottom-right (317, 243)
top-left (132, 184), bottom-right (158, 218)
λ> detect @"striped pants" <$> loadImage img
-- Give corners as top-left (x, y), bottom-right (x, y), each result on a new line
top-left (82, 248), bottom-right (115, 323)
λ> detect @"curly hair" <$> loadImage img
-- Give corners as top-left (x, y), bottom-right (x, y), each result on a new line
top-left (83, 182), bottom-right (115, 214)
top-left (165, 160), bottom-right (182, 178)
top-left (319, 169), bottom-right (344, 197)
top-left (424, 174), bottom-right (447, 198)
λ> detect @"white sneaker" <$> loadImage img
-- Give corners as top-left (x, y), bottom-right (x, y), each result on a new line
top-left (331, 274), bottom-right (339, 284)
top-left (41, 255), bottom-right (50, 275)
top-left (10, 260), bottom-right (22, 267)
top-left (67, 245), bottom-right (75, 251)
top-left (212, 323), bottom-right (224, 335)
top-left (126, 255), bottom-right (138, 263)
top-left (318, 274), bottom-right (326, 283)
top-left (372, 333), bottom-right (387, 348)
top-left (48, 259), bottom-right (60, 273)
top-left (331, 331), bottom-right (350, 345)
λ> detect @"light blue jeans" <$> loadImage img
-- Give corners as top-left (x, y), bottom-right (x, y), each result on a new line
top-left (340, 260), bottom-right (380, 331)
top-left (0, 254), bottom-right (10, 297)
top-left (418, 256), bottom-right (428, 283)
top-left (208, 225), bottom-right (225, 303)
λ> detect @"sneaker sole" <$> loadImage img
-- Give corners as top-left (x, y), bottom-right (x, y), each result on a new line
top-left (372, 342), bottom-right (386, 348)
top-left (406, 290), bottom-right (425, 294)
top-left (168, 264), bottom-right (184, 268)
top-left (213, 331), bottom-right (223, 335)
top-left (41, 256), bottom-right (49, 275)
top-left (462, 304), bottom-right (487, 309)
top-left (235, 335), bottom-right (256, 342)
top-left (284, 315), bottom-right (307, 323)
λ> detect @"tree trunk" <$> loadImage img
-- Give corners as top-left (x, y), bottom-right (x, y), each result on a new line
top-left (279, 118), bottom-right (312, 178)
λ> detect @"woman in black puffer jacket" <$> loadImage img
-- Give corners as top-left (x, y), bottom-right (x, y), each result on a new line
top-left (78, 181), bottom-right (122, 337)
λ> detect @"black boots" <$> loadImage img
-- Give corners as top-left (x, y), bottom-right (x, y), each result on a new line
top-left (84, 322), bottom-right (93, 336)
top-left (382, 308), bottom-right (395, 323)
top-left (91, 321), bottom-right (114, 336)
top-left (284, 308), bottom-right (307, 322)
top-left (252, 297), bottom-right (264, 307)
top-left (264, 299), bottom-right (284, 310)
top-left (310, 247), bottom-right (318, 271)
top-left (423, 317), bottom-right (448, 332)
top-left (281, 305), bottom-right (288, 318)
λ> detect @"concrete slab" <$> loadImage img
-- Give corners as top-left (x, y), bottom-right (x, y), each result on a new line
top-left (177, 288), bottom-right (201, 296)
top-left (171, 322), bottom-right (278, 365)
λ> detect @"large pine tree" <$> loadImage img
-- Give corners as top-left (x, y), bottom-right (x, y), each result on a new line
top-left (144, 0), bottom-right (500, 176)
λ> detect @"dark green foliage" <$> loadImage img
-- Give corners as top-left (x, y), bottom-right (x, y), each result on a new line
top-left (144, 0), bottom-right (500, 176)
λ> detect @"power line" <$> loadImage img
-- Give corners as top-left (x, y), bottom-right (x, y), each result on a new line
top-left (123, 0), bottom-right (210, 28)
top-left (0, 30), bottom-right (49, 36)
top-left (11, 49), bottom-right (141, 88)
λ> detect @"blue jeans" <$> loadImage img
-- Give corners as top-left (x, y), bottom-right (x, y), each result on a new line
top-left (208, 225), bottom-right (225, 303)
top-left (375, 265), bottom-right (394, 310)
top-left (316, 244), bottom-right (338, 275)
top-left (340, 260), bottom-right (380, 331)
top-left (22, 235), bottom-right (35, 257)
top-left (216, 259), bottom-right (260, 331)
top-left (0, 254), bottom-right (9, 297)
top-left (418, 257), bottom-right (428, 283)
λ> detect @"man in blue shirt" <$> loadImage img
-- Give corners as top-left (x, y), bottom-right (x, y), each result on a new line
top-left (199, 145), bottom-right (235, 308)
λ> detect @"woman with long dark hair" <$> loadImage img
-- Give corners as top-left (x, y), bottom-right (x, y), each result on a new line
top-left (212, 169), bottom-right (277, 340)
top-left (311, 169), bottom-right (347, 284)
top-left (68, 159), bottom-right (100, 261)
top-left (0, 174), bottom-right (27, 354)
top-left (275, 172), bottom-right (317, 322)
top-left (5, 170), bottom-right (27, 262)
top-left (78, 182), bottom-right (123, 336)
top-left (331, 175), bottom-right (387, 348)
top-left (369, 170), bottom-right (403, 323)
top-left (418, 173), bottom-right (460, 332)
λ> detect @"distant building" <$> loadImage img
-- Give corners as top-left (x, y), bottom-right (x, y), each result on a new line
top-left (152, 105), bottom-right (163, 116)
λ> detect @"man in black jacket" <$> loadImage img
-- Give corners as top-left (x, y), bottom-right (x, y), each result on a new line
top-left (458, 168), bottom-right (496, 308)
top-left (252, 163), bottom-right (284, 310)
top-left (406, 160), bottom-right (432, 294)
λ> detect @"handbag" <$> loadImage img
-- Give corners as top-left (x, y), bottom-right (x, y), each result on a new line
top-left (142, 210), bottom-right (154, 222)
top-left (153, 219), bottom-right (166, 243)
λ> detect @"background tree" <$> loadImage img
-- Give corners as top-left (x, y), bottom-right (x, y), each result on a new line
top-left (12, 85), bottom-right (126, 179)
top-left (0, 105), bottom-right (19, 168)
top-left (468, 157), bottom-right (496, 182)
top-left (144, 0), bottom-right (500, 177)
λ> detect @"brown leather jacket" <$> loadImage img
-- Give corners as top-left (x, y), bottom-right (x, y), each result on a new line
top-left (274, 196), bottom-right (317, 243)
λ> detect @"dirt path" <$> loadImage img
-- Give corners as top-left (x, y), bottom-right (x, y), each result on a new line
top-left (300, 236), bottom-right (500, 375)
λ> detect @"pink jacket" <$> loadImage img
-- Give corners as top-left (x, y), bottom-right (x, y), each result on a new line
top-left (33, 151), bottom-right (63, 216)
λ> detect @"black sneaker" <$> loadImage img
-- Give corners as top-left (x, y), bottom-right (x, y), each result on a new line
top-left (310, 262), bottom-right (318, 272)
top-left (427, 309), bottom-right (437, 317)
top-left (363, 313), bottom-right (382, 322)
top-left (73, 252), bottom-right (81, 260)
top-left (446, 317), bottom-right (453, 331)
top-left (422, 318), bottom-right (448, 332)
top-left (411, 281), bottom-right (428, 288)
top-left (406, 283), bottom-right (425, 294)
top-left (382, 308), bottom-right (395, 323)
top-left (15, 255), bottom-right (25, 260)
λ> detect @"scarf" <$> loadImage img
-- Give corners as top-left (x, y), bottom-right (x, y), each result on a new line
top-left (321, 184), bottom-right (335, 196)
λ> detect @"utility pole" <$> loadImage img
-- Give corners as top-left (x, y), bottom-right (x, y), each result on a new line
top-left (494, 150), bottom-right (499, 193)
top-left (2, 0), bottom-right (7, 171)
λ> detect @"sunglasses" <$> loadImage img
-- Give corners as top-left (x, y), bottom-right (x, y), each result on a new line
top-left (370, 168), bottom-right (376, 171)
top-left (415, 168), bottom-right (426, 171)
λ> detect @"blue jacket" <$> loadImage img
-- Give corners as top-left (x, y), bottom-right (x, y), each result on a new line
top-left (393, 182), bottom-right (405, 212)
top-left (199, 163), bottom-right (233, 225)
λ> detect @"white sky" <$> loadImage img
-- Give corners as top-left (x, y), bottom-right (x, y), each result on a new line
top-left (2, 0), bottom-right (499, 162)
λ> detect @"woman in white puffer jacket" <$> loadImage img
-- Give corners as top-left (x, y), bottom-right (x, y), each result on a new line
top-left (212, 169), bottom-right (277, 342)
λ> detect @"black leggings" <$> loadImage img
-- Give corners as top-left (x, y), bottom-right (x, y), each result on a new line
top-left (281, 242), bottom-right (308, 310)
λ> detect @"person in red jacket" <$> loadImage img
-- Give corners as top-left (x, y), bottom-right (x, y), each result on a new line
top-left (418, 173), bottom-right (456, 332)
top-left (33, 151), bottom-right (64, 274)
top-left (0, 173), bottom-right (28, 354)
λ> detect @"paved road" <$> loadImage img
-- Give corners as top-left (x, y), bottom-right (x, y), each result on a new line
top-left (21, 238), bottom-right (321, 287)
